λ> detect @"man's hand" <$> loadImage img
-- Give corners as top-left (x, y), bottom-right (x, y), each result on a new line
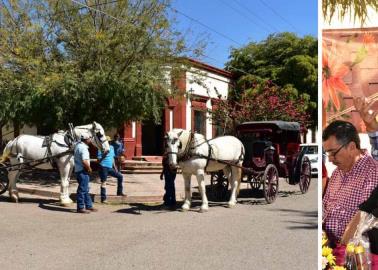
top-left (83, 159), bottom-right (92, 173)
top-left (353, 97), bottom-right (378, 132)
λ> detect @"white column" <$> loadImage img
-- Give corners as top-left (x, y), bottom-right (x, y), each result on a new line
top-left (169, 110), bottom-right (173, 131)
top-left (132, 122), bottom-right (136, 138)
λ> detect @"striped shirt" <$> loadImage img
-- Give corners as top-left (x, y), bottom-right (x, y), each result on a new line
top-left (323, 151), bottom-right (378, 243)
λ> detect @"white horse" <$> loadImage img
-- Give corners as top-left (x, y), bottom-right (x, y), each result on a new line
top-left (165, 129), bottom-right (244, 212)
top-left (0, 122), bottom-right (109, 205)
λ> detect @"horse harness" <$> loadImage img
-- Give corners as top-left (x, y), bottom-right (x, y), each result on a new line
top-left (174, 132), bottom-right (245, 172)
top-left (42, 133), bottom-right (75, 168)
top-left (6, 132), bottom-right (75, 170)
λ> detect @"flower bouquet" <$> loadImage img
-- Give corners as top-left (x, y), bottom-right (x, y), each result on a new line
top-left (322, 231), bottom-right (346, 270)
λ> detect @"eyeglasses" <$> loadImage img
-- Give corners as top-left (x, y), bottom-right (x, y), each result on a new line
top-left (324, 142), bottom-right (349, 158)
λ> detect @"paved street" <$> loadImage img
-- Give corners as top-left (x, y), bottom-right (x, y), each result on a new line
top-left (0, 174), bottom-right (318, 270)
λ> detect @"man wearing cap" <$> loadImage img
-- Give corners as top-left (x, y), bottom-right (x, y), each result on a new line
top-left (97, 136), bottom-right (125, 203)
top-left (74, 133), bottom-right (98, 214)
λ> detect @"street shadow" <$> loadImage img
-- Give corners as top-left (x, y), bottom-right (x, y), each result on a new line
top-left (38, 202), bottom-right (77, 213)
top-left (278, 190), bottom-right (300, 197)
top-left (0, 195), bottom-right (56, 204)
top-left (269, 208), bottom-right (318, 230)
top-left (115, 203), bottom-right (175, 215)
top-left (286, 220), bottom-right (318, 230)
top-left (0, 195), bottom-right (77, 213)
top-left (115, 199), bottom-right (229, 214)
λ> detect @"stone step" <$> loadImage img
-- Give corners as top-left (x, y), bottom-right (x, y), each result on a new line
top-left (123, 161), bottom-right (162, 167)
top-left (124, 165), bottom-right (162, 170)
top-left (132, 156), bottom-right (163, 162)
top-left (122, 169), bottom-right (163, 174)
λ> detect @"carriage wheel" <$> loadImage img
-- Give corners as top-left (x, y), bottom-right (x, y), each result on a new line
top-left (262, 164), bottom-right (279, 204)
top-left (0, 163), bottom-right (9, 196)
top-left (248, 174), bottom-right (261, 190)
top-left (210, 171), bottom-right (229, 201)
top-left (299, 156), bottom-right (311, 194)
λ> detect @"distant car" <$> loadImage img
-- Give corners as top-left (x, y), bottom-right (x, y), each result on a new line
top-left (300, 143), bottom-right (319, 176)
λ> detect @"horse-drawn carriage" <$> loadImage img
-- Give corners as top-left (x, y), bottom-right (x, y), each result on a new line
top-left (210, 121), bottom-right (312, 204)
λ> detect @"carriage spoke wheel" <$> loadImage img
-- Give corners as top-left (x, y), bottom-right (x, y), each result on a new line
top-left (262, 164), bottom-right (279, 204)
top-left (248, 174), bottom-right (261, 190)
top-left (210, 171), bottom-right (229, 201)
top-left (299, 157), bottom-right (311, 194)
top-left (0, 163), bottom-right (9, 196)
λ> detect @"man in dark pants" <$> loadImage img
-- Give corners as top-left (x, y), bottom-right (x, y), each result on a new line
top-left (111, 134), bottom-right (125, 171)
top-left (74, 134), bottom-right (98, 214)
top-left (97, 138), bottom-right (125, 203)
top-left (160, 154), bottom-right (177, 208)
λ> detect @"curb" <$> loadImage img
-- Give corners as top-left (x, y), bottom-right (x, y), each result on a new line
top-left (18, 187), bottom-right (164, 204)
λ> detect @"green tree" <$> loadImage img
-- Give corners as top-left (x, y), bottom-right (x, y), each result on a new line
top-left (225, 32), bottom-right (317, 128)
top-left (323, 0), bottom-right (378, 25)
top-left (0, 0), bottom-right (204, 133)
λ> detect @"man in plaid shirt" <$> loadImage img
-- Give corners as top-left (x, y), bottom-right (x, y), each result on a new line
top-left (323, 120), bottom-right (378, 249)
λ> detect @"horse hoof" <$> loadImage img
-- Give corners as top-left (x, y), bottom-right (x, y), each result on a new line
top-left (199, 207), bottom-right (208, 213)
top-left (227, 202), bottom-right (237, 208)
top-left (60, 199), bottom-right (73, 206)
top-left (60, 202), bottom-right (72, 207)
top-left (10, 195), bottom-right (19, 203)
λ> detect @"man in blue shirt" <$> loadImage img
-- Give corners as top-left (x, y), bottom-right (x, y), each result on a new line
top-left (97, 138), bottom-right (125, 203)
top-left (74, 134), bottom-right (98, 214)
top-left (111, 134), bottom-right (125, 171)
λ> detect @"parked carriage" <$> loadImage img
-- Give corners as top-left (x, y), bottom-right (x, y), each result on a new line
top-left (210, 121), bottom-right (312, 204)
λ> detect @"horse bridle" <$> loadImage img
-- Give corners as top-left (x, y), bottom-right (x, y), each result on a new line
top-left (74, 127), bottom-right (107, 150)
top-left (166, 131), bottom-right (194, 162)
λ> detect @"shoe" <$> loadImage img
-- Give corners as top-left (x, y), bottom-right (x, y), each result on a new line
top-left (117, 193), bottom-right (127, 197)
top-left (87, 207), bottom-right (98, 212)
top-left (77, 209), bottom-right (90, 214)
top-left (101, 200), bottom-right (109, 204)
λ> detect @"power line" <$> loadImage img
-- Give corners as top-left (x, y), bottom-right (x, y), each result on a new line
top-left (170, 7), bottom-right (243, 47)
top-left (259, 0), bottom-right (299, 33)
top-left (232, 0), bottom-right (280, 33)
top-left (52, 0), bottom-right (120, 17)
top-left (71, 0), bottom-right (126, 23)
top-left (217, 0), bottom-right (272, 34)
top-left (72, 0), bottom-right (248, 76)
top-left (199, 54), bottom-right (252, 77)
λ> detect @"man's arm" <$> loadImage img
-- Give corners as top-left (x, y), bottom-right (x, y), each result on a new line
top-left (82, 159), bottom-right (92, 173)
top-left (354, 97), bottom-right (378, 133)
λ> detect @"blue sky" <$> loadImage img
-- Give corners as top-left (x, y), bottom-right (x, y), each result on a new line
top-left (170, 0), bottom-right (318, 69)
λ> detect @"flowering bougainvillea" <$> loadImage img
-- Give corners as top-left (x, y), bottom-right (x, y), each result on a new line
top-left (210, 81), bottom-right (311, 134)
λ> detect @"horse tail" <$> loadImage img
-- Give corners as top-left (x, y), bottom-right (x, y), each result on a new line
top-left (0, 140), bottom-right (13, 163)
top-left (236, 142), bottom-right (245, 196)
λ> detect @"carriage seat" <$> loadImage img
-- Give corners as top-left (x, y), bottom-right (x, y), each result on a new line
top-left (287, 143), bottom-right (300, 155)
top-left (252, 141), bottom-right (272, 169)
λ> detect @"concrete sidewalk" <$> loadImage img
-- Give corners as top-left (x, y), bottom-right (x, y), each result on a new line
top-left (13, 172), bottom-right (203, 204)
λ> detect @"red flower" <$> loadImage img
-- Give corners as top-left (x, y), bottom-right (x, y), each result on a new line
top-left (362, 32), bottom-right (375, 46)
top-left (322, 42), bottom-right (351, 110)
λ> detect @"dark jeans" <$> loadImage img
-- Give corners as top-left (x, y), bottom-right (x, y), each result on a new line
top-left (76, 171), bottom-right (93, 210)
top-left (163, 169), bottom-right (176, 206)
top-left (99, 166), bottom-right (124, 201)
